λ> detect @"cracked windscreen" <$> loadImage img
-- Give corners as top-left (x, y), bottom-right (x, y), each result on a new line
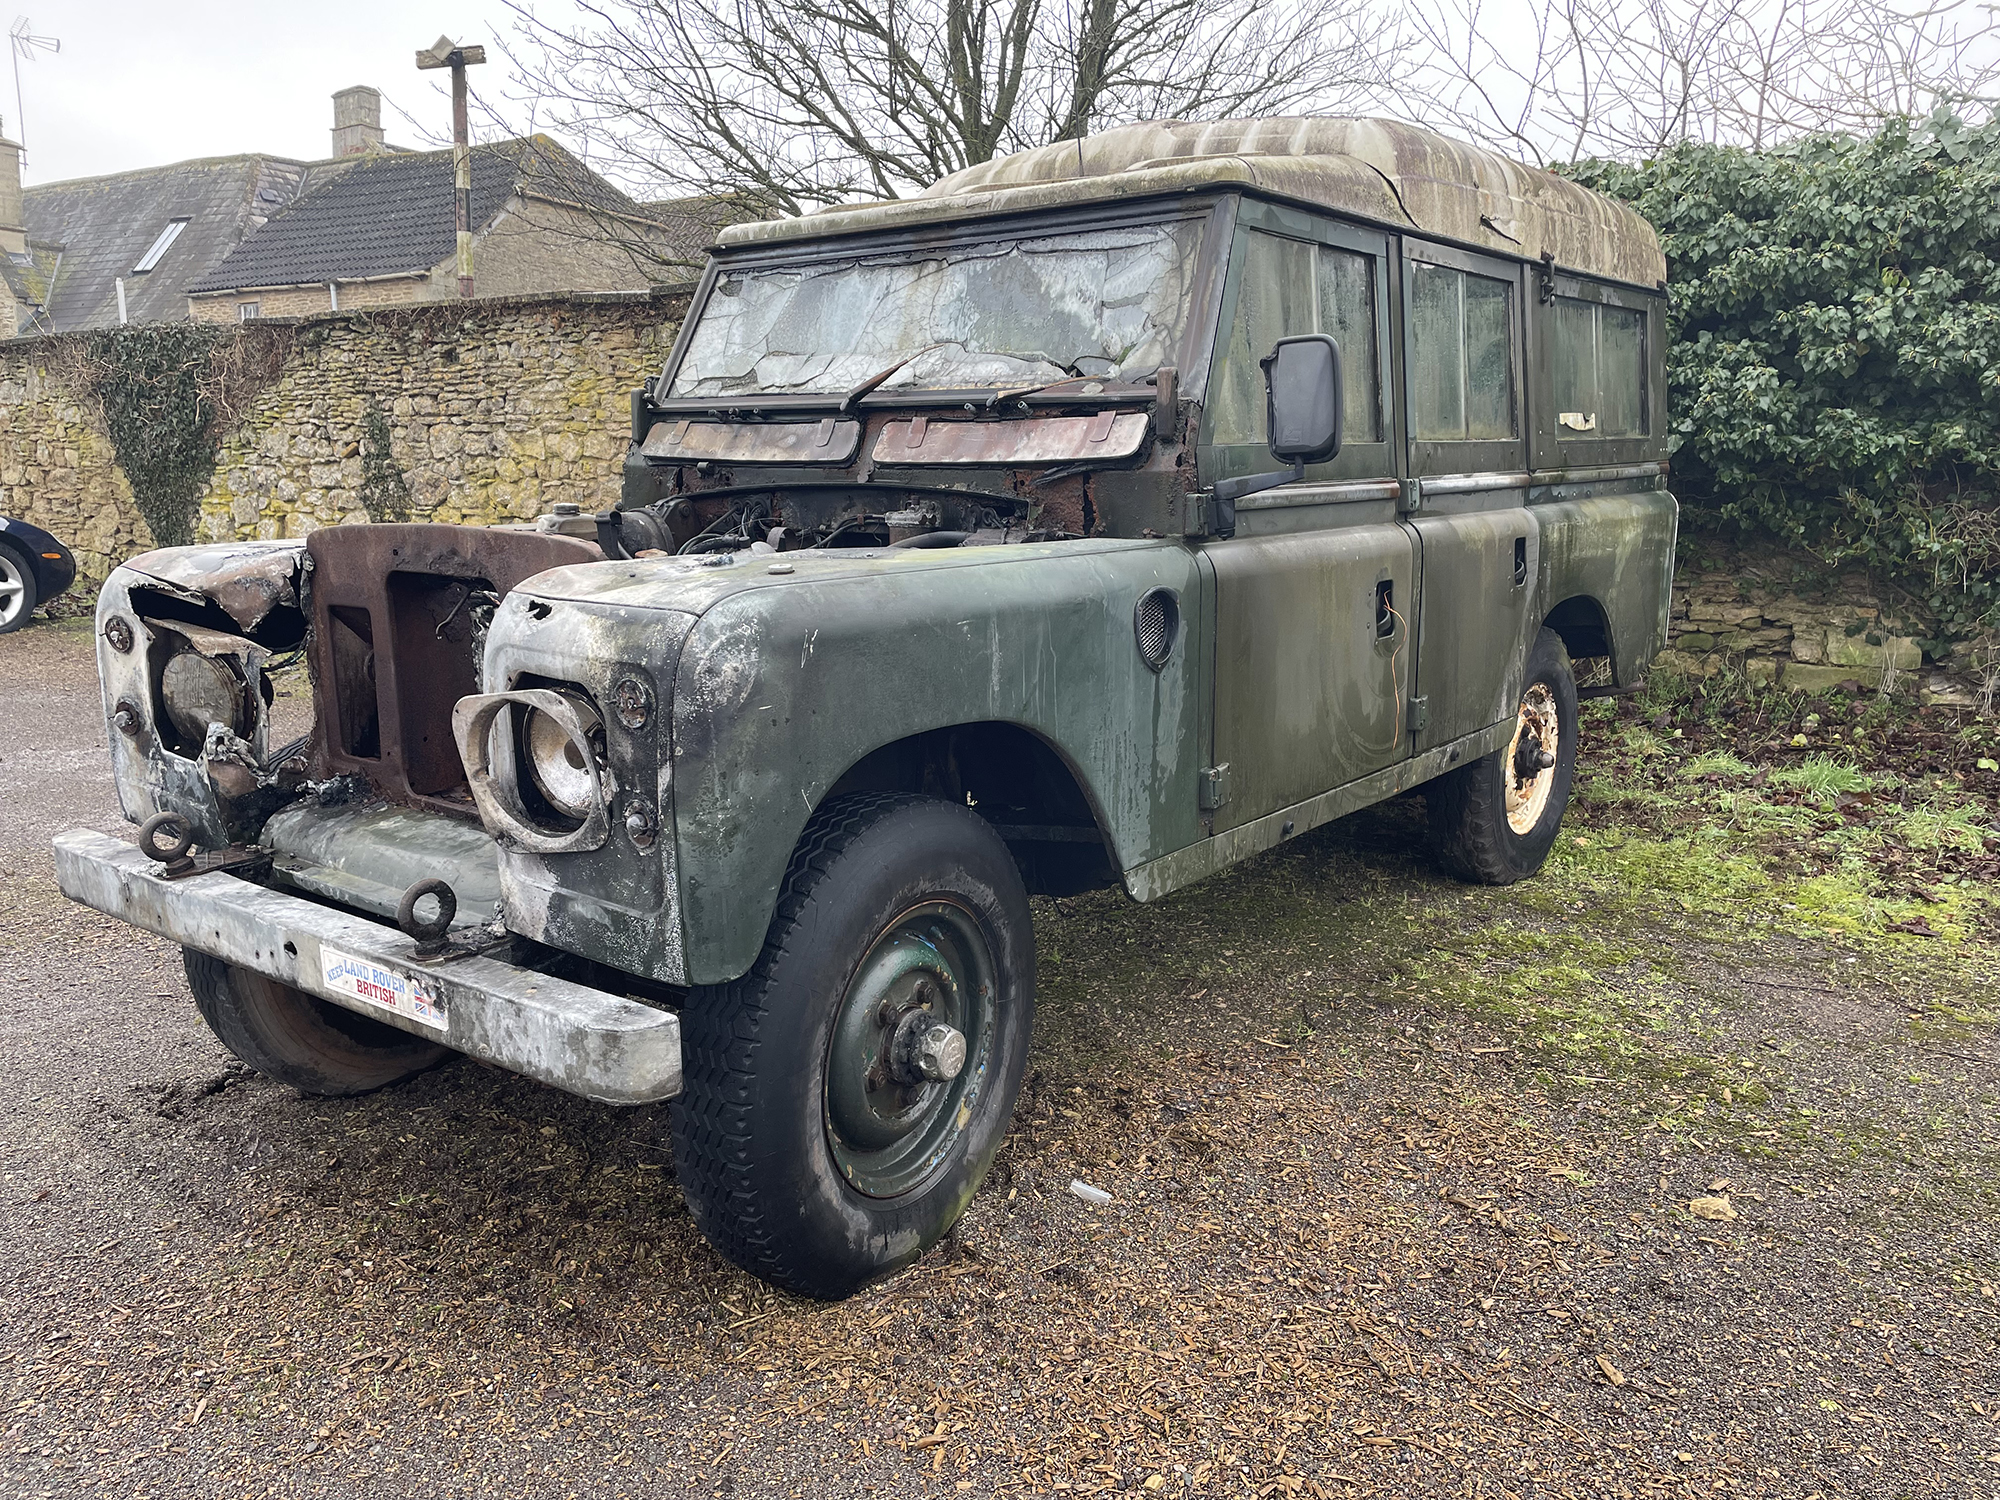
top-left (667, 220), bottom-right (1205, 398)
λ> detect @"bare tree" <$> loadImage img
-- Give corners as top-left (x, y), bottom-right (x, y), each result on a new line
top-left (1400, 0), bottom-right (2000, 164)
top-left (504, 0), bottom-right (1409, 214)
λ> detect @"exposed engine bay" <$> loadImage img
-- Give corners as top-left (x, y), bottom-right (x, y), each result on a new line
top-left (96, 526), bottom-right (617, 938)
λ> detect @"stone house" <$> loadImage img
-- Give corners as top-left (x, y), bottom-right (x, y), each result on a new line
top-left (0, 127), bottom-right (24, 335)
top-left (1, 134), bottom-right (343, 336)
top-left (2, 88), bottom-right (723, 336)
top-left (185, 128), bottom-right (709, 322)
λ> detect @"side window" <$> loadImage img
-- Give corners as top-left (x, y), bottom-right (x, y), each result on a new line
top-left (1553, 295), bottom-right (1647, 438)
top-left (1409, 262), bottom-right (1516, 441)
top-left (1211, 229), bottom-right (1382, 447)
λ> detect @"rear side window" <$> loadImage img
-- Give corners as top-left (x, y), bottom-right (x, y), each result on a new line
top-left (1409, 262), bottom-right (1515, 441)
top-left (1553, 296), bottom-right (1647, 438)
top-left (1211, 230), bottom-right (1381, 447)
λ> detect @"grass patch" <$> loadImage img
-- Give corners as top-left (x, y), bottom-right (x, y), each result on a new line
top-left (1770, 754), bottom-right (1872, 798)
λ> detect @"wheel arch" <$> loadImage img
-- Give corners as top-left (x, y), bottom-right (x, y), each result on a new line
top-left (1542, 592), bottom-right (1613, 666)
top-left (821, 719), bottom-right (1120, 900)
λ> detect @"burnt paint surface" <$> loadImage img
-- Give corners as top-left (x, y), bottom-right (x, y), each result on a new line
top-left (94, 544), bottom-right (308, 849)
top-left (519, 541), bottom-right (1203, 986)
top-left (479, 590), bottom-right (696, 984)
top-left (305, 525), bottom-right (600, 809)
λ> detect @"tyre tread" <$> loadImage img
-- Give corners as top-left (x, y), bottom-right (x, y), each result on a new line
top-left (672, 792), bottom-right (927, 1291)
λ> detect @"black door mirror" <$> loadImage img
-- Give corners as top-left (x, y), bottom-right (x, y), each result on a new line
top-left (1261, 334), bottom-right (1343, 465)
top-left (1210, 335), bottom-right (1345, 523)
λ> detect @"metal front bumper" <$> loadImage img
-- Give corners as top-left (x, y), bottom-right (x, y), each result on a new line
top-left (52, 829), bottom-right (681, 1106)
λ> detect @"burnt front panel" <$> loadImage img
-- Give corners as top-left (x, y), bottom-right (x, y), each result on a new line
top-left (305, 525), bottom-right (601, 810)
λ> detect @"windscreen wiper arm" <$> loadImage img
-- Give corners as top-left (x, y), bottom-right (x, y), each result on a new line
top-left (838, 343), bottom-right (947, 414)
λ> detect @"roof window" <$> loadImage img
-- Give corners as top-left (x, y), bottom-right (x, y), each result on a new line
top-left (133, 218), bottom-right (190, 274)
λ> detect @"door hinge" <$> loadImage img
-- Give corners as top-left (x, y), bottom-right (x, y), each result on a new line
top-left (1408, 696), bottom-right (1430, 735)
top-left (1198, 764), bottom-right (1232, 811)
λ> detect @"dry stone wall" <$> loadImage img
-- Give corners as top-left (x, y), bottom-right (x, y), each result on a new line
top-left (0, 288), bottom-right (686, 580)
top-left (0, 346), bottom-right (153, 578)
top-left (1656, 537), bottom-right (1989, 707)
top-left (202, 290), bottom-right (686, 539)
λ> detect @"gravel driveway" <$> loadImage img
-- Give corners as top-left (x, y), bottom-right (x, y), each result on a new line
top-left (2, 614), bottom-right (1995, 1500)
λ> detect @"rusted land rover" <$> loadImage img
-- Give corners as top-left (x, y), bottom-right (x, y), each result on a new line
top-left (56, 117), bottom-right (1674, 1297)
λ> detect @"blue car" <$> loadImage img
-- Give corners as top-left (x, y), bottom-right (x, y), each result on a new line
top-left (0, 516), bottom-right (77, 634)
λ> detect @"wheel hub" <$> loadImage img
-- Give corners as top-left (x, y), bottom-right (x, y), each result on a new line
top-left (891, 1010), bottom-right (967, 1083)
top-left (1504, 682), bottom-right (1562, 835)
top-left (823, 901), bottom-right (996, 1199)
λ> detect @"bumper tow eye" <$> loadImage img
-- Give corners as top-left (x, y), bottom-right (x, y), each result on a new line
top-left (138, 812), bottom-right (196, 877)
top-left (398, 879), bottom-right (458, 958)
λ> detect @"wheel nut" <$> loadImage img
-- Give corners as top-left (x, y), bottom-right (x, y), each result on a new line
top-left (913, 1023), bottom-right (967, 1082)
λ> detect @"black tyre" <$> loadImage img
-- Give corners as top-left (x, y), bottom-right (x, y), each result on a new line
top-left (1427, 626), bottom-right (1579, 885)
top-left (0, 543), bottom-right (38, 634)
top-left (182, 949), bottom-right (450, 1095)
top-left (672, 793), bottom-right (1035, 1299)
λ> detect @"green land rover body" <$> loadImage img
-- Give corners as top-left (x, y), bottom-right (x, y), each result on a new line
top-left (55, 117), bottom-right (1675, 1295)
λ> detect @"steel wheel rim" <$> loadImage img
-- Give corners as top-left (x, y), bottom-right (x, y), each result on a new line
top-left (824, 899), bottom-right (996, 1200)
top-left (0, 553), bottom-right (24, 628)
top-left (1505, 682), bottom-right (1561, 834)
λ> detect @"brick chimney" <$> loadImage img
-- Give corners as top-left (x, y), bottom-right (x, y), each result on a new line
top-left (0, 128), bottom-right (24, 258)
top-left (331, 87), bottom-right (385, 157)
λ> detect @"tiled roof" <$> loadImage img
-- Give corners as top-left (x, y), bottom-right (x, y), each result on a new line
top-left (187, 136), bottom-right (660, 293)
top-left (639, 193), bottom-right (752, 266)
top-left (21, 155), bottom-right (345, 333)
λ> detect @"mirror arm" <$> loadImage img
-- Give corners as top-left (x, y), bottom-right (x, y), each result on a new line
top-left (1210, 460), bottom-right (1304, 505)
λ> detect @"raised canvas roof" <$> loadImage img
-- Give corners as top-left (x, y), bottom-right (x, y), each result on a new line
top-left (718, 117), bottom-right (1666, 289)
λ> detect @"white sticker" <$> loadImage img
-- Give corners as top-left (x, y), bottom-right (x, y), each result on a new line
top-left (319, 946), bottom-right (449, 1033)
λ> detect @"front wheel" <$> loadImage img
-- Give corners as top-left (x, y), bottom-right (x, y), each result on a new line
top-left (672, 794), bottom-right (1035, 1299)
top-left (1427, 626), bottom-right (1579, 884)
top-left (182, 950), bottom-right (450, 1095)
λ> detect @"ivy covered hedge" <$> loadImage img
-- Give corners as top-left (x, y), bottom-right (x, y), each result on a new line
top-left (1567, 115), bottom-right (2000, 640)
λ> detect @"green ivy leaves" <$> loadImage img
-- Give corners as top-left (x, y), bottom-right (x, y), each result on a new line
top-left (76, 324), bottom-right (234, 551)
top-left (1566, 113), bottom-right (2000, 637)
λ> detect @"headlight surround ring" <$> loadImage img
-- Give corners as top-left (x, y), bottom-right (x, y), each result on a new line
top-left (452, 688), bottom-right (616, 854)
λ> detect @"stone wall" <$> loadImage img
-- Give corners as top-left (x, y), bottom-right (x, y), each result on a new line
top-left (0, 288), bottom-right (688, 579)
top-left (201, 288), bottom-right (687, 539)
top-left (1655, 536), bottom-right (1991, 707)
top-left (0, 344), bottom-right (153, 577)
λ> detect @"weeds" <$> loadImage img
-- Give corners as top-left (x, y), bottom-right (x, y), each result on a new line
top-left (1769, 754), bottom-right (1872, 797)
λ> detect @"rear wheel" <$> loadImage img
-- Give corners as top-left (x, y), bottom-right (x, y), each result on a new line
top-left (1427, 626), bottom-right (1579, 884)
top-left (182, 949), bottom-right (449, 1095)
top-left (0, 544), bottom-right (38, 634)
top-left (672, 793), bottom-right (1035, 1299)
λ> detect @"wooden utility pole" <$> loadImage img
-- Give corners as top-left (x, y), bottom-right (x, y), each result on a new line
top-left (416, 35), bottom-right (486, 299)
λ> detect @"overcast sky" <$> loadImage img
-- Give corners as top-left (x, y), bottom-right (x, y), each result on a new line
top-left (10, 0), bottom-right (552, 185)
